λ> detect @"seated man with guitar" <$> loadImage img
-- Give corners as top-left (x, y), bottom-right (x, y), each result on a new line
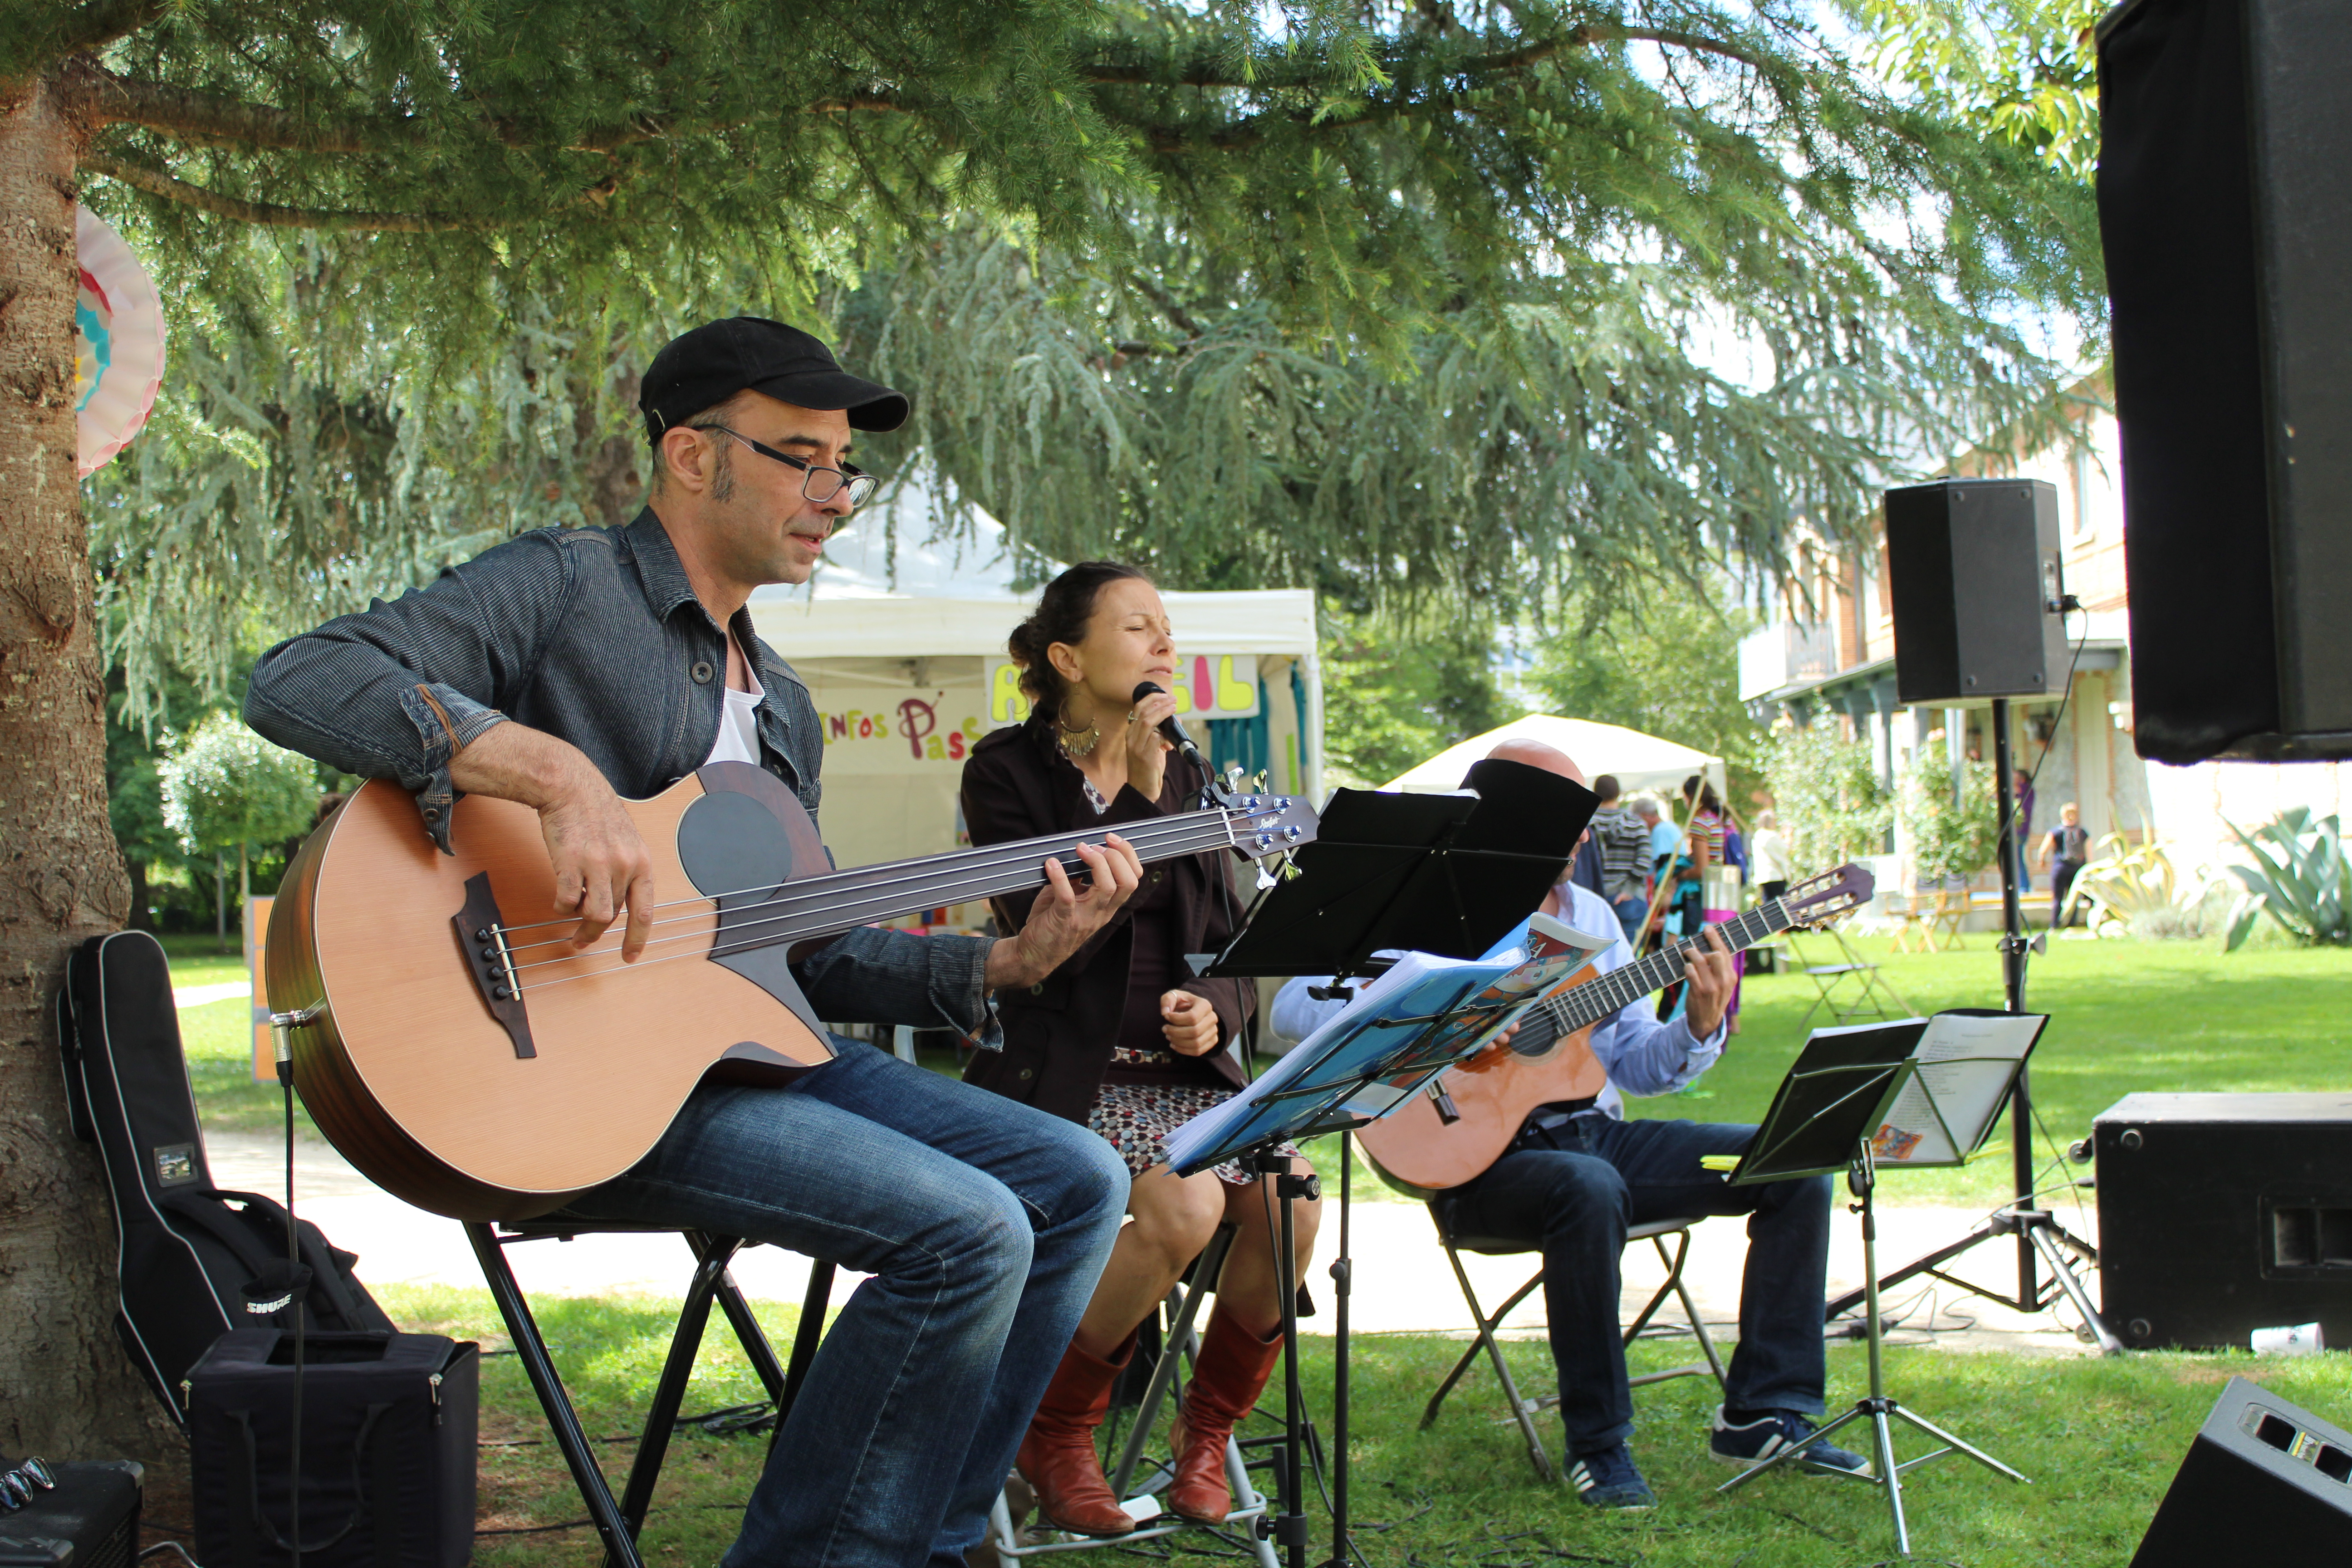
top-left (245, 318), bottom-right (1142, 1568)
top-left (1274, 740), bottom-right (1866, 1510)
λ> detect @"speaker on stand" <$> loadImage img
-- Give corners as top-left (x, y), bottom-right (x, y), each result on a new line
top-left (1852, 478), bottom-right (2117, 1350)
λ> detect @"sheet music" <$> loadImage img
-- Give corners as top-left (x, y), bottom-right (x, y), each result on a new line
top-left (1162, 920), bottom-right (1612, 1176)
top-left (1868, 1012), bottom-right (2044, 1165)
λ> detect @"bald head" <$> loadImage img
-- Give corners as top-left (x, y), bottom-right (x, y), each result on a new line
top-left (1482, 738), bottom-right (1588, 787)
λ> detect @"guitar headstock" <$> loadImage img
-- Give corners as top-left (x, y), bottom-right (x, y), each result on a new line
top-left (1781, 862), bottom-right (1875, 928)
top-left (1224, 793), bottom-right (1320, 862)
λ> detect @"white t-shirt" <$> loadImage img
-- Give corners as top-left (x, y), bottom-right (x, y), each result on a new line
top-left (704, 667), bottom-right (765, 766)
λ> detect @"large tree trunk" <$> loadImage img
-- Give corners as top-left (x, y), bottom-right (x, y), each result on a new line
top-left (0, 71), bottom-right (165, 1460)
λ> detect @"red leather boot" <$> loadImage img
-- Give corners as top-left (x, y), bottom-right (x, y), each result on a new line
top-left (1167, 1308), bottom-right (1284, 1524)
top-left (1015, 1336), bottom-right (1138, 1537)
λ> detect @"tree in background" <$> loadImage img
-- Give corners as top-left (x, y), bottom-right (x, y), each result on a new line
top-left (159, 715), bottom-right (320, 947)
top-left (1524, 583), bottom-right (1764, 809)
top-left (1843, 0), bottom-right (2105, 181)
top-left (1763, 719), bottom-right (1894, 872)
top-left (1319, 610), bottom-right (1505, 788)
top-left (1899, 750), bottom-right (2001, 884)
top-left (7, 0), bottom-right (2102, 1450)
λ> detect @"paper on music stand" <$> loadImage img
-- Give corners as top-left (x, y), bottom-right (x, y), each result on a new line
top-left (1866, 1010), bottom-right (2045, 1166)
top-left (1164, 915), bottom-right (1611, 1176)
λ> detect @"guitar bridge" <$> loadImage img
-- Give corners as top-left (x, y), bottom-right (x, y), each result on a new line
top-left (452, 872), bottom-right (537, 1059)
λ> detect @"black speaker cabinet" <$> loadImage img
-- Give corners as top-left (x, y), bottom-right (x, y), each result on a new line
top-left (2132, 1376), bottom-right (2352, 1566)
top-left (2097, 0), bottom-right (2352, 764)
top-left (0, 1460), bottom-right (141, 1568)
top-left (1882, 477), bottom-right (2067, 706)
top-left (2096, 1092), bottom-right (2352, 1350)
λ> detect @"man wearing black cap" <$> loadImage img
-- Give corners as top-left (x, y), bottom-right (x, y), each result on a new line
top-left (247, 318), bottom-right (1138, 1568)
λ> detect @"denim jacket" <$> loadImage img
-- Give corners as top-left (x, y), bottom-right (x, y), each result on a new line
top-left (244, 509), bottom-right (998, 1044)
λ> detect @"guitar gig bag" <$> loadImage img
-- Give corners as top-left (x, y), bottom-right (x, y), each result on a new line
top-left (56, 930), bottom-right (396, 1427)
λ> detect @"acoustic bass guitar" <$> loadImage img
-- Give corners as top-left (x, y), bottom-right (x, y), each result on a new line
top-left (265, 761), bottom-right (1317, 1221)
top-left (1356, 862), bottom-right (1875, 1196)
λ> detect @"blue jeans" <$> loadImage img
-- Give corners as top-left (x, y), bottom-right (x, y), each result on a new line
top-left (561, 1041), bottom-right (1128, 1568)
top-left (1436, 1116), bottom-right (1831, 1457)
top-left (1609, 894), bottom-right (1648, 946)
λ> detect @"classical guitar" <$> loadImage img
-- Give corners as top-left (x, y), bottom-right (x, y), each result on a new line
top-left (1355, 862), bottom-right (1875, 1196)
top-left (265, 762), bottom-right (1317, 1222)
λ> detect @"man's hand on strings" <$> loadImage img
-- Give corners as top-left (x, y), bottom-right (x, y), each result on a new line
top-left (449, 720), bottom-right (658, 960)
top-left (1681, 926), bottom-right (1738, 1039)
top-left (1161, 990), bottom-right (1222, 1056)
top-left (987, 834), bottom-right (1145, 991)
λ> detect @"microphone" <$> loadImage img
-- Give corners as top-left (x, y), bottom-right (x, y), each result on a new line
top-left (1132, 681), bottom-right (1210, 773)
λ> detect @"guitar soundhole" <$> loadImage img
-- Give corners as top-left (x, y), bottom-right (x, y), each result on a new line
top-left (677, 789), bottom-right (796, 902)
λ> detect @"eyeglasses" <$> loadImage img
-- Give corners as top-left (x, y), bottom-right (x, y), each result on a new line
top-left (0, 1456), bottom-right (55, 1510)
top-left (694, 425), bottom-right (877, 509)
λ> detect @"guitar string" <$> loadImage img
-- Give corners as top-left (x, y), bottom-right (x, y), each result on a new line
top-left (494, 813), bottom-right (1244, 964)
top-left (499, 815), bottom-right (1255, 982)
top-left (1500, 888), bottom-right (1843, 1052)
top-left (488, 804), bottom-right (1280, 943)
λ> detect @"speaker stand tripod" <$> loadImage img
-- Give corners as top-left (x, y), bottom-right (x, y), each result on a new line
top-left (1724, 1146), bottom-right (2025, 1558)
top-left (1827, 696), bottom-right (2122, 1355)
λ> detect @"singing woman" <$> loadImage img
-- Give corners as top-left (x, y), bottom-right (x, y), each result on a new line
top-left (960, 561), bottom-right (1322, 1536)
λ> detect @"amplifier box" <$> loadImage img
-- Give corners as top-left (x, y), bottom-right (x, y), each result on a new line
top-left (2132, 1376), bottom-right (2352, 1565)
top-left (0, 1460), bottom-right (141, 1568)
top-left (2096, 1092), bottom-right (2352, 1349)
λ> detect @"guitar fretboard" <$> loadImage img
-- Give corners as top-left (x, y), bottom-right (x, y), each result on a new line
top-left (1516, 897), bottom-right (1796, 1048)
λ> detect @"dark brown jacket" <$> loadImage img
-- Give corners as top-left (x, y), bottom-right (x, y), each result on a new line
top-left (959, 716), bottom-right (1254, 1124)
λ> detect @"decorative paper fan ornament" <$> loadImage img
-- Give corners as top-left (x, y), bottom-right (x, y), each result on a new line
top-left (74, 204), bottom-right (167, 478)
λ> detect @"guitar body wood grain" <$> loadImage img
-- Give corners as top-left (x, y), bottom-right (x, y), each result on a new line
top-left (266, 769), bottom-right (833, 1223)
top-left (1357, 960), bottom-right (1612, 1196)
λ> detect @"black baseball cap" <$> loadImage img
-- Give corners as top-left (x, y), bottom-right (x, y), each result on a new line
top-left (639, 317), bottom-right (908, 442)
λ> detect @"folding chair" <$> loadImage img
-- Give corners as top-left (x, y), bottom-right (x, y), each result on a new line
top-left (1421, 1207), bottom-right (1727, 1482)
top-left (981, 1224), bottom-right (1279, 1568)
top-left (465, 1220), bottom-right (836, 1568)
top-left (1786, 925), bottom-right (1915, 1033)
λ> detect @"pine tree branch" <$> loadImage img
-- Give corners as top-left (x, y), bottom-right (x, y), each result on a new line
top-left (35, 0), bottom-right (164, 64)
top-left (1464, 24), bottom-right (1769, 75)
top-left (73, 64), bottom-right (383, 151)
top-left (81, 152), bottom-right (469, 232)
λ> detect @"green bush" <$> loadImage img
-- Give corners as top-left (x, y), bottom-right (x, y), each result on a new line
top-left (2223, 807), bottom-right (2350, 950)
top-left (1762, 718), bottom-right (1892, 872)
top-left (1899, 751), bottom-right (1999, 882)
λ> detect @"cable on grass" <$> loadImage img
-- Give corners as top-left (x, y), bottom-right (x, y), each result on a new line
top-left (475, 1519), bottom-right (597, 1536)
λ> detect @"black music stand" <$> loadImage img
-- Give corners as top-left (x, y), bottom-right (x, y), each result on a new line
top-left (1206, 757), bottom-right (1596, 983)
top-left (1714, 1016), bottom-right (2042, 1558)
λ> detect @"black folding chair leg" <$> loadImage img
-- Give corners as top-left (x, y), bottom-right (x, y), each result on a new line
top-left (687, 1233), bottom-right (788, 1402)
top-left (615, 1238), bottom-right (739, 1544)
top-left (778, 1259), bottom-right (835, 1426)
top-left (465, 1221), bottom-right (647, 1568)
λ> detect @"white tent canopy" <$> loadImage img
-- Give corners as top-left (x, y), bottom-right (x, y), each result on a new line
top-left (745, 472), bottom-right (1323, 901)
top-left (1381, 715), bottom-right (1725, 801)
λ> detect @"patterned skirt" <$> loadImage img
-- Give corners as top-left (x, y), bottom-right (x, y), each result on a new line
top-left (1087, 1047), bottom-right (1300, 1188)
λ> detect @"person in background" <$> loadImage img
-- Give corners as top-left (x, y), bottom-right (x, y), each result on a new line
top-left (1587, 775), bottom-right (1653, 943)
top-left (1749, 809), bottom-right (1792, 904)
top-left (1638, 795), bottom-right (1679, 949)
top-left (959, 562), bottom-right (1321, 1536)
top-left (1677, 777), bottom-right (1740, 1032)
top-left (2011, 767), bottom-right (2036, 892)
top-left (2038, 802), bottom-right (2091, 929)
top-left (1270, 743), bottom-right (1860, 1509)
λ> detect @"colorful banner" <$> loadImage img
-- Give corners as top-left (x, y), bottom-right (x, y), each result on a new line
top-left (986, 653), bottom-right (1259, 725)
top-left (816, 687), bottom-right (992, 773)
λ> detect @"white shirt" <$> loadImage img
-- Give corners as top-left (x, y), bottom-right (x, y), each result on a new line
top-left (1268, 880), bottom-right (1726, 1121)
top-left (704, 669), bottom-right (765, 766)
top-left (1750, 826), bottom-right (1792, 884)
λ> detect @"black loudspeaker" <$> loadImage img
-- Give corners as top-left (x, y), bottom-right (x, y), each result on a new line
top-left (2096, 0), bottom-right (2352, 764)
top-left (0, 1460), bottom-right (142, 1568)
top-left (1882, 477), bottom-right (2067, 706)
top-left (2095, 1092), bottom-right (2352, 1350)
top-left (2132, 1376), bottom-right (2352, 1566)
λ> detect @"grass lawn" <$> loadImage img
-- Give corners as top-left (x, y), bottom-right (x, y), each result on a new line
top-left (1306, 934), bottom-right (2352, 1209)
top-left (353, 1281), bottom-right (2351, 1568)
